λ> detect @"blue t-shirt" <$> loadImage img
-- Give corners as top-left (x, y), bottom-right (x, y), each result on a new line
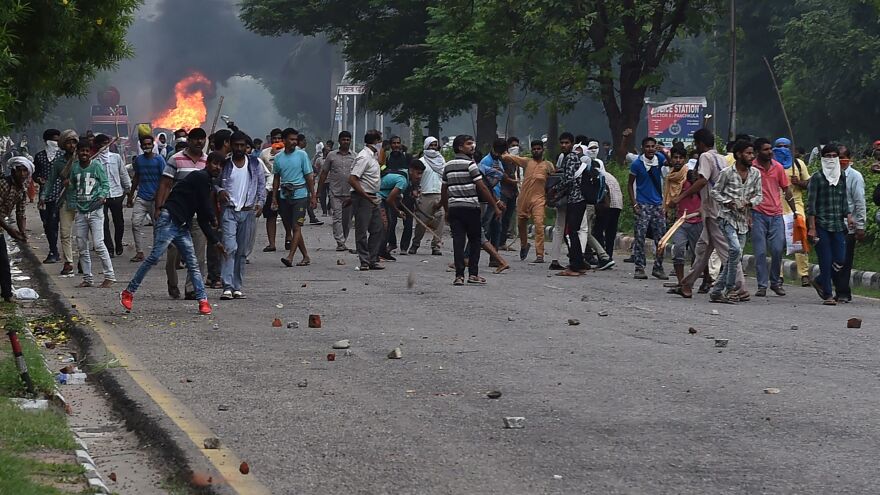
top-left (274, 148), bottom-right (313, 200)
top-left (629, 154), bottom-right (666, 206)
top-left (133, 153), bottom-right (167, 201)
top-left (379, 171), bottom-right (408, 200)
top-left (478, 154), bottom-right (504, 197)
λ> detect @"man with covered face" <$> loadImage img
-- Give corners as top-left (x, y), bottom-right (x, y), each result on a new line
top-left (0, 157), bottom-right (32, 301)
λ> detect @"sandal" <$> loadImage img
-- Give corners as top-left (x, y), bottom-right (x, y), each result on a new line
top-left (129, 253), bottom-right (145, 262)
top-left (296, 259), bottom-right (311, 266)
top-left (98, 279), bottom-right (115, 288)
top-left (453, 276), bottom-right (465, 286)
top-left (210, 280), bottom-right (223, 289)
top-left (76, 281), bottom-right (93, 288)
top-left (493, 264), bottom-right (510, 274)
top-left (555, 269), bottom-right (584, 277)
top-left (671, 286), bottom-right (693, 298)
top-left (281, 258), bottom-right (293, 267)
top-left (467, 275), bottom-right (487, 285)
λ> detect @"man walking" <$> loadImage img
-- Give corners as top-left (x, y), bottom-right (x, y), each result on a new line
top-left (94, 134), bottom-right (131, 258)
top-left (259, 128), bottom-right (284, 252)
top-left (409, 136), bottom-right (445, 256)
top-left (549, 132), bottom-right (590, 277)
top-left (128, 135), bottom-right (166, 262)
top-left (40, 129), bottom-right (78, 276)
top-left (33, 129), bottom-right (61, 264)
top-left (751, 137), bottom-right (798, 297)
top-left (502, 140), bottom-right (553, 262)
top-left (708, 140), bottom-right (763, 303)
top-left (384, 136), bottom-right (411, 252)
top-left (774, 137), bottom-right (812, 286)
top-left (318, 131), bottom-right (355, 252)
top-left (69, 141), bottom-right (116, 288)
top-left (671, 129), bottom-right (748, 299)
top-left (273, 128), bottom-right (316, 267)
top-left (0, 158), bottom-right (32, 301)
top-left (349, 130), bottom-right (385, 270)
top-left (120, 152), bottom-right (226, 316)
top-left (628, 137), bottom-right (668, 280)
top-left (217, 131), bottom-right (265, 300)
top-left (442, 135), bottom-right (501, 285)
top-left (831, 145), bottom-right (866, 303)
top-left (576, 141), bottom-right (615, 270)
top-left (156, 128), bottom-right (208, 300)
top-left (807, 145), bottom-right (852, 305)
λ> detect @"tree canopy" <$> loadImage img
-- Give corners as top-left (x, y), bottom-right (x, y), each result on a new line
top-left (0, 0), bottom-right (138, 133)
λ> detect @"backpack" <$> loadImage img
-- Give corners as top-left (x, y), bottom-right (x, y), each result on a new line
top-left (579, 160), bottom-right (607, 205)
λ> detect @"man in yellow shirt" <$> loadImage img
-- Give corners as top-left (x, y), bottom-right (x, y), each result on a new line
top-left (773, 138), bottom-right (811, 286)
top-left (501, 140), bottom-right (554, 263)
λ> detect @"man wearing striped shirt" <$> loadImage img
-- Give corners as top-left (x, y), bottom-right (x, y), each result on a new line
top-left (441, 135), bottom-right (501, 286)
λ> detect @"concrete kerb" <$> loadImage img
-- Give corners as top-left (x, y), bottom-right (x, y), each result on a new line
top-left (542, 226), bottom-right (880, 289)
top-left (17, 244), bottom-right (225, 495)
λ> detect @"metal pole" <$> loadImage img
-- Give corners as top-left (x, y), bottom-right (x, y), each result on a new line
top-left (727, 0), bottom-right (737, 142)
top-left (353, 95), bottom-right (358, 151)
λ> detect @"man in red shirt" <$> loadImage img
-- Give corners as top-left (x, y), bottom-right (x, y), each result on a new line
top-left (666, 147), bottom-right (704, 289)
top-left (751, 137), bottom-right (798, 297)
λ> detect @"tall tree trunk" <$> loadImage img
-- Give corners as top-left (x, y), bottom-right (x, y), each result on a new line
top-left (547, 101), bottom-right (559, 159)
top-left (505, 83), bottom-right (517, 139)
top-left (427, 113), bottom-right (440, 140)
top-left (476, 102), bottom-right (497, 153)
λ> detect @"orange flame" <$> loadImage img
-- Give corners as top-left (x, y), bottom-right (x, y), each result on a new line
top-left (152, 72), bottom-right (211, 130)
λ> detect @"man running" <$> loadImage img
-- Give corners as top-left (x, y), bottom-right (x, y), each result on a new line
top-left (120, 152), bottom-right (226, 315)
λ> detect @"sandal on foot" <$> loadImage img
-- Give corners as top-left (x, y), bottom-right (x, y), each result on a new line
top-left (453, 276), bottom-right (465, 286)
top-left (296, 259), bottom-right (311, 266)
top-left (467, 275), bottom-right (487, 285)
top-left (281, 258), bottom-right (293, 267)
top-left (494, 264), bottom-right (510, 274)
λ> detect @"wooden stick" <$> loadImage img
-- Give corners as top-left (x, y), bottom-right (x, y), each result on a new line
top-left (763, 56), bottom-right (796, 151)
top-left (205, 96), bottom-right (225, 153)
top-left (658, 210), bottom-right (700, 253)
top-left (400, 203), bottom-right (443, 245)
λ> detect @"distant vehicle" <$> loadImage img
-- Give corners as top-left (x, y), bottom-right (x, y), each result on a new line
top-left (90, 86), bottom-right (132, 158)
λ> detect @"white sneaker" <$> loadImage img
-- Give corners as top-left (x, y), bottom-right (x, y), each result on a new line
top-left (233, 290), bottom-right (246, 299)
top-left (220, 290), bottom-right (233, 300)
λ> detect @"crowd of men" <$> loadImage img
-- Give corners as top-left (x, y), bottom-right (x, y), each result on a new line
top-left (0, 122), bottom-right (876, 313)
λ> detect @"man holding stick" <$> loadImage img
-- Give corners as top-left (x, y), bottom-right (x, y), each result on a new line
top-left (39, 129), bottom-right (79, 276)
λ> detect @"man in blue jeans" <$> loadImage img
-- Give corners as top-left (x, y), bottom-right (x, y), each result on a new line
top-left (708, 141), bottom-right (763, 303)
top-left (217, 131), bottom-right (265, 300)
top-left (750, 137), bottom-right (799, 297)
top-left (807, 145), bottom-right (853, 306)
top-left (120, 152), bottom-right (226, 316)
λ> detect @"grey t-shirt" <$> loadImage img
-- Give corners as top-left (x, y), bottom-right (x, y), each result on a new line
top-left (323, 150), bottom-right (355, 197)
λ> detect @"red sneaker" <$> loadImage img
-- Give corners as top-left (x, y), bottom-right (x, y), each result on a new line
top-left (198, 299), bottom-right (212, 315)
top-left (120, 290), bottom-right (133, 311)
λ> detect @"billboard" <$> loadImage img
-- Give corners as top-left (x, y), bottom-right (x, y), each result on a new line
top-left (645, 97), bottom-right (707, 147)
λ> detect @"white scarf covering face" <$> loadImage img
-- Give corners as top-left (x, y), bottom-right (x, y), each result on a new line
top-left (422, 137), bottom-right (445, 169)
top-left (821, 157), bottom-right (841, 186)
top-left (586, 141), bottom-right (600, 161)
top-left (641, 153), bottom-right (659, 172)
top-left (97, 148), bottom-right (111, 164)
top-left (508, 146), bottom-right (520, 156)
top-left (45, 140), bottom-right (60, 160)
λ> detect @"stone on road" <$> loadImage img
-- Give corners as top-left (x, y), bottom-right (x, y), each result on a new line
top-left (55, 223), bottom-right (880, 494)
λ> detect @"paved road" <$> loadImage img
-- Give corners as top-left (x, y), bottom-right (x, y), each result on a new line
top-left (35, 214), bottom-right (880, 495)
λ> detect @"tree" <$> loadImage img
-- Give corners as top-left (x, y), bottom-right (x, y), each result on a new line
top-left (582, 0), bottom-right (718, 162)
top-left (240, 0), bottom-right (467, 140)
top-left (777, 0), bottom-right (880, 146)
top-left (0, 0), bottom-right (138, 132)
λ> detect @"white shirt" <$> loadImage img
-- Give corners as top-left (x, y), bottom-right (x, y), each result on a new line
top-left (98, 152), bottom-right (131, 198)
top-left (259, 147), bottom-right (280, 191)
top-left (350, 146), bottom-right (381, 194)
top-left (419, 155), bottom-right (444, 194)
top-left (227, 162), bottom-right (250, 211)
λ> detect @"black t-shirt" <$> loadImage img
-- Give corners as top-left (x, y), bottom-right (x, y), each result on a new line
top-left (163, 169), bottom-right (219, 245)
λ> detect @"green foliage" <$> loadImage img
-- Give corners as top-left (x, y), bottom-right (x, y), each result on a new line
top-left (777, 0), bottom-right (880, 145)
top-left (0, 0), bottom-right (139, 132)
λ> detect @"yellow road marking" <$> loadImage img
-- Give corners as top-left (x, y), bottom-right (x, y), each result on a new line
top-left (54, 282), bottom-right (272, 494)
